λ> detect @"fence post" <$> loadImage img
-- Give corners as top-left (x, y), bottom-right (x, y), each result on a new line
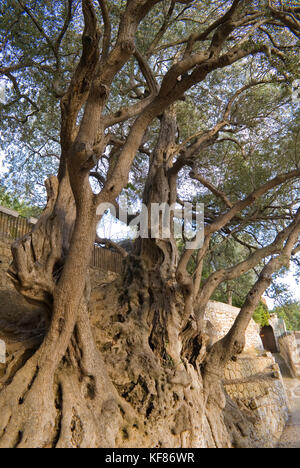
top-left (0, 206), bottom-right (124, 274)
top-left (0, 339), bottom-right (6, 364)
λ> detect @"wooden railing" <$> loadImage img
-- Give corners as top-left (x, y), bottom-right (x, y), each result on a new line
top-left (91, 244), bottom-right (123, 274)
top-left (0, 209), bottom-right (35, 240)
top-left (0, 205), bottom-right (123, 274)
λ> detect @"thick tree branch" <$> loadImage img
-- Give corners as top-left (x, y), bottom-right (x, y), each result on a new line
top-left (146, 0), bottom-right (176, 57)
top-left (17, 0), bottom-right (55, 53)
top-left (177, 167), bottom-right (300, 287)
top-left (169, 80), bottom-right (272, 175)
top-left (61, 0), bottom-right (101, 150)
top-left (103, 49), bottom-right (159, 128)
top-left (97, 0), bottom-right (111, 62)
top-left (190, 172), bottom-right (233, 209)
top-left (55, 0), bottom-right (75, 58)
top-left (269, 0), bottom-right (300, 38)
top-left (196, 207), bottom-right (300, 320)
top-left (213, 215), bottom-right (300, 365)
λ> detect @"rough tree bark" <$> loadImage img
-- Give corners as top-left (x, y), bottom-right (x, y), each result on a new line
top-left (129, 107), bottom-right (180, 359)
top-left (1, 0), bottom-right (300, 448)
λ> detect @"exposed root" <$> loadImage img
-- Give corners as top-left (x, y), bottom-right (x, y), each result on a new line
top-left (0, 350), bottom-right (56, 448)
top-left (90, 275), bottom-right (234, 448)
top-left (0, 302), bottom-right (137, 448)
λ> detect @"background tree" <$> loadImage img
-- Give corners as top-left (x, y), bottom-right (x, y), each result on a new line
top-left (0, 187), bottom-right (42, 217)
top-left (0, 0), bottom-right (300, 448)
top-left (274, 301), bottom-right (300, 331)
top-left (253, 300), bottom-right (270, 327)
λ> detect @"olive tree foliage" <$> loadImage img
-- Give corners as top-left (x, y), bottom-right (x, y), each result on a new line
top-left (0, 1), bottom-right (70, 203)
top-left (0, 0), bottom-right (300, 448)
top-left (274, 300), bottom-right (300, 330)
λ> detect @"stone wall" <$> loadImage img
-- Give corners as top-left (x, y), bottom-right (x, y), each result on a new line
top-left (205, 301), bottom-right (264, 352)
top-left (278, 333), bottom-right (300, 379)
top-left (0, 238), bottom-right (13, 290)
top-left (205, 303), bottom-right (290, 446)
top-left (224, 353), bottom-right (289, 447)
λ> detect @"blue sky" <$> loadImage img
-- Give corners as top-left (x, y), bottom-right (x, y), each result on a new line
top-left (265, 264), bottom-right (300, 309)
top-left (0, 151), bottom-right (8, 176)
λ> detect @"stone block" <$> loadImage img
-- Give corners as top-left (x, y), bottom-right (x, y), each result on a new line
top-left (0, 339), bottom-right (5, 364)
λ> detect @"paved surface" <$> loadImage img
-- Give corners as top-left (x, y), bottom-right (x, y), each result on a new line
top-left (274, 354), bottom-right (300, 448)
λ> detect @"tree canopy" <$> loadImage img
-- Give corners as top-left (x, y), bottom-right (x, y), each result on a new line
top-left (274, 300), bottom-right (300, 330)
top-left (0, 0), bottom-right (300, 449)
top-left (1, 0), bottom-right (300, 308)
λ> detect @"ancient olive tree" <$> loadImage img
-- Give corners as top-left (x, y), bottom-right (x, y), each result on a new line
top-left (0, 0), bottom-right (300, 448)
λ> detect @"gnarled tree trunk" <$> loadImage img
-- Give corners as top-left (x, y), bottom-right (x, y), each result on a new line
top-left (1, 0), bottom-right (298, 448)
top-left (108, 109), bottom-right (236, 448)
top-left (0, 109), bottom-right (232, 448)
top-left (0, 153), bottom-right (280, 449)
top-left (0, 168), bottom-right (135, 448)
